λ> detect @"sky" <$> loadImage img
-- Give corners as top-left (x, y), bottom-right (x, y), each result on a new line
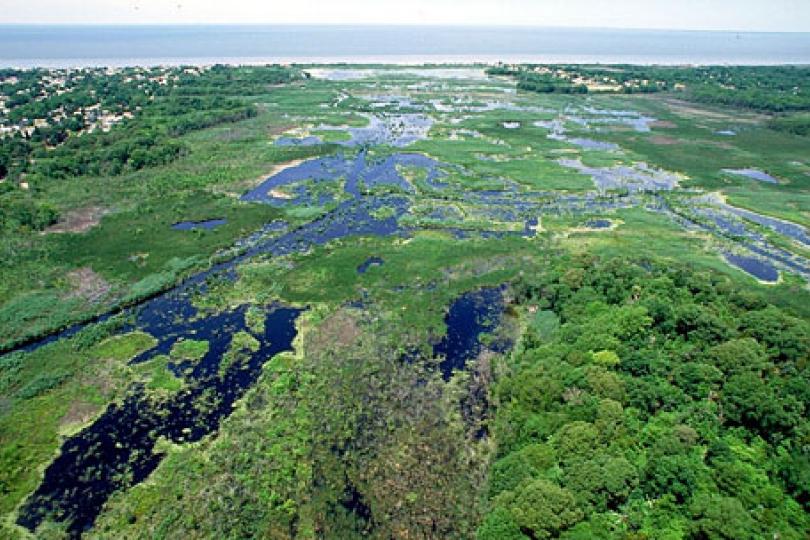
top-left (3, 0), bottom-right (810, 32)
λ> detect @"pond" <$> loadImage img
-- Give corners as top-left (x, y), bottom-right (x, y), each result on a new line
top-left (357, 256), bottom-right (385, 274)
top-left (274, 135), bottom-right (323, 147)
top-left (567, 138), bottom-right (620, 151)
top-left (664, 197), bottom-right (808, 280)
top-left (323, 113), bottom-right (434, 148)
top-left (433, 286), bottom-right (510, 380)
top-left (272, 113), bottom-right (433, 148)
top-left (578, 106), bottom-right (656, 132)
top-left (171, 219), bottom-right (227, 231)
top-left (724, 206), bottom-right (810, 247)
top-left (724, 253), bottom-right (780, 282)
top-left (722, 168), bottom-right (779, 184)
top-left (535, 107), bottom-right (654, 151)
top-left (585, 219), bottom-right (613, 229)
top-left (558, 158), bottom-right (680, 192)
top-left (686, 198), bottom-right (810, 251)
top-left (242, 151), bottom-right (445, 205)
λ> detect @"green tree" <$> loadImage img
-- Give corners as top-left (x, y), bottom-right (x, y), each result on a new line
top-left (722, 372), bottom-right (802, 439)
top-left (477, 506), bottom-right (526, 540)
top-left (706, 338), bottom-right (769, 375)
top-left (497, 479), bottom-right (584, 539)
top-left (689, 494), bottom-right (758, 540)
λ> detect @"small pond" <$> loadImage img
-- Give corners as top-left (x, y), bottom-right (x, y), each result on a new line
top-left (558, 158), bottom-right (680, 192)
top-left (724, 253), bottom-right (780, 282)
top-left (567, 138), bottom-right (620, 151)
top-left (172, 219), bottom-right (227, 231)
top-left (274, 135), bottom-right (323, 147)
top-left (357, 256), bottom-right (385, 274)
top-left (722, 168), bottom-right (779, 184)
top-left (433, 286), bottom-right (510, 380)
top-left (585, 219), bottom-right (613, 229)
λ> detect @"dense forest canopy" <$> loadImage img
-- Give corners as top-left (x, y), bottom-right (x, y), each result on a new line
top-left (479, 256), bottom-right (809, 539)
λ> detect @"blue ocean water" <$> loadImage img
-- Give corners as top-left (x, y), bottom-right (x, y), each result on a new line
top-left (1, 25), bottom-right (809, 67)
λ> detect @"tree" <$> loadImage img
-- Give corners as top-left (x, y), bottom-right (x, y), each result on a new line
top-left (672, 361), bottom-right (723, 399)
top-left (592, 350), bottom-right (620, 367)
top-left (554, 421), bottom-right (602, 466)
top-left (722, 372), bottom-right (802, 439)
top-left (564, 455), bottom-right (639, 511)
top-left (740, 307), bottom-right (810, 365)
top-left (675, 304), bottom-right (732, 344)
top-left (689, 494), bottom-right (758, 540)
top-left (643, 454), bottom-right (701, 503)
top-left (477, 506), bottom-right (526, 540)
top-left (497, 479), bottom-right (584, 539)
top-left (584, 366), bottom-right (625, 402)
top-left (706, 338), bottom-right (769, 375)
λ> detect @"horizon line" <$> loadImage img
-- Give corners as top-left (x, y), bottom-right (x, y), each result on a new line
top-left (1, 22), bottom-right (809, 34)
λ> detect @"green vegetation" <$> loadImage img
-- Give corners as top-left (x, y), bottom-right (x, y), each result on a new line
top-left (1, 65), bottom-right (808, 539)
top-left (0, 331), bottom-right (156, 518)
top-left (481, 256), bottom-right (809, 539)
top-left (769, 113), bottom-right (810, 137)
top-left (490, 64), bottom-right (810, 112)
top-left (91, 310), bottom-right (487, 539)
top-left (0, 67), bottom-right (329, 351)
top-left (0, 65), bottom-right (304, 183)
top-left (492, 64), bottom-right (810, 147)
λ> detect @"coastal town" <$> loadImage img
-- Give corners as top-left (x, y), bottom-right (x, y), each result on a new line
top-left (0, 66), bottom-right (207, 143)
top-left (0, 64), bottom-right (288, 184)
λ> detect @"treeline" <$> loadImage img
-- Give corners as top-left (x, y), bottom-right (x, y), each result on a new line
top-left (168, 64), bottom-right (306, 96)
top-left (488, 66), bottom-right (588, 94)
top-left (768, 113), bottom-right (810, 137)
top-left (517, 73), bottom-right (588, 95)
top-left (479, 256), bottom-right (809, 539)
top-left (489, 64), bottom-right (810, 113)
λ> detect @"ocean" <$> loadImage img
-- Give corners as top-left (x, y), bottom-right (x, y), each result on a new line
top-left (1, 25), bottom-right (809, 67)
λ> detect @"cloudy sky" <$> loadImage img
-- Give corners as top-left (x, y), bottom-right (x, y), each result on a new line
top-left (3, 0), bottom-right (810, 32)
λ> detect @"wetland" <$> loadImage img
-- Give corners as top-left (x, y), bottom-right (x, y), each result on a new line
top-left (1, 64), bottom-right (808, 539)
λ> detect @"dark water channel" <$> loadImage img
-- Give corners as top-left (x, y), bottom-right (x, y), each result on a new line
top-left (17, 305), bottom-right (301, 537)
top-left (13, 152), bottom-right (443, 535)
